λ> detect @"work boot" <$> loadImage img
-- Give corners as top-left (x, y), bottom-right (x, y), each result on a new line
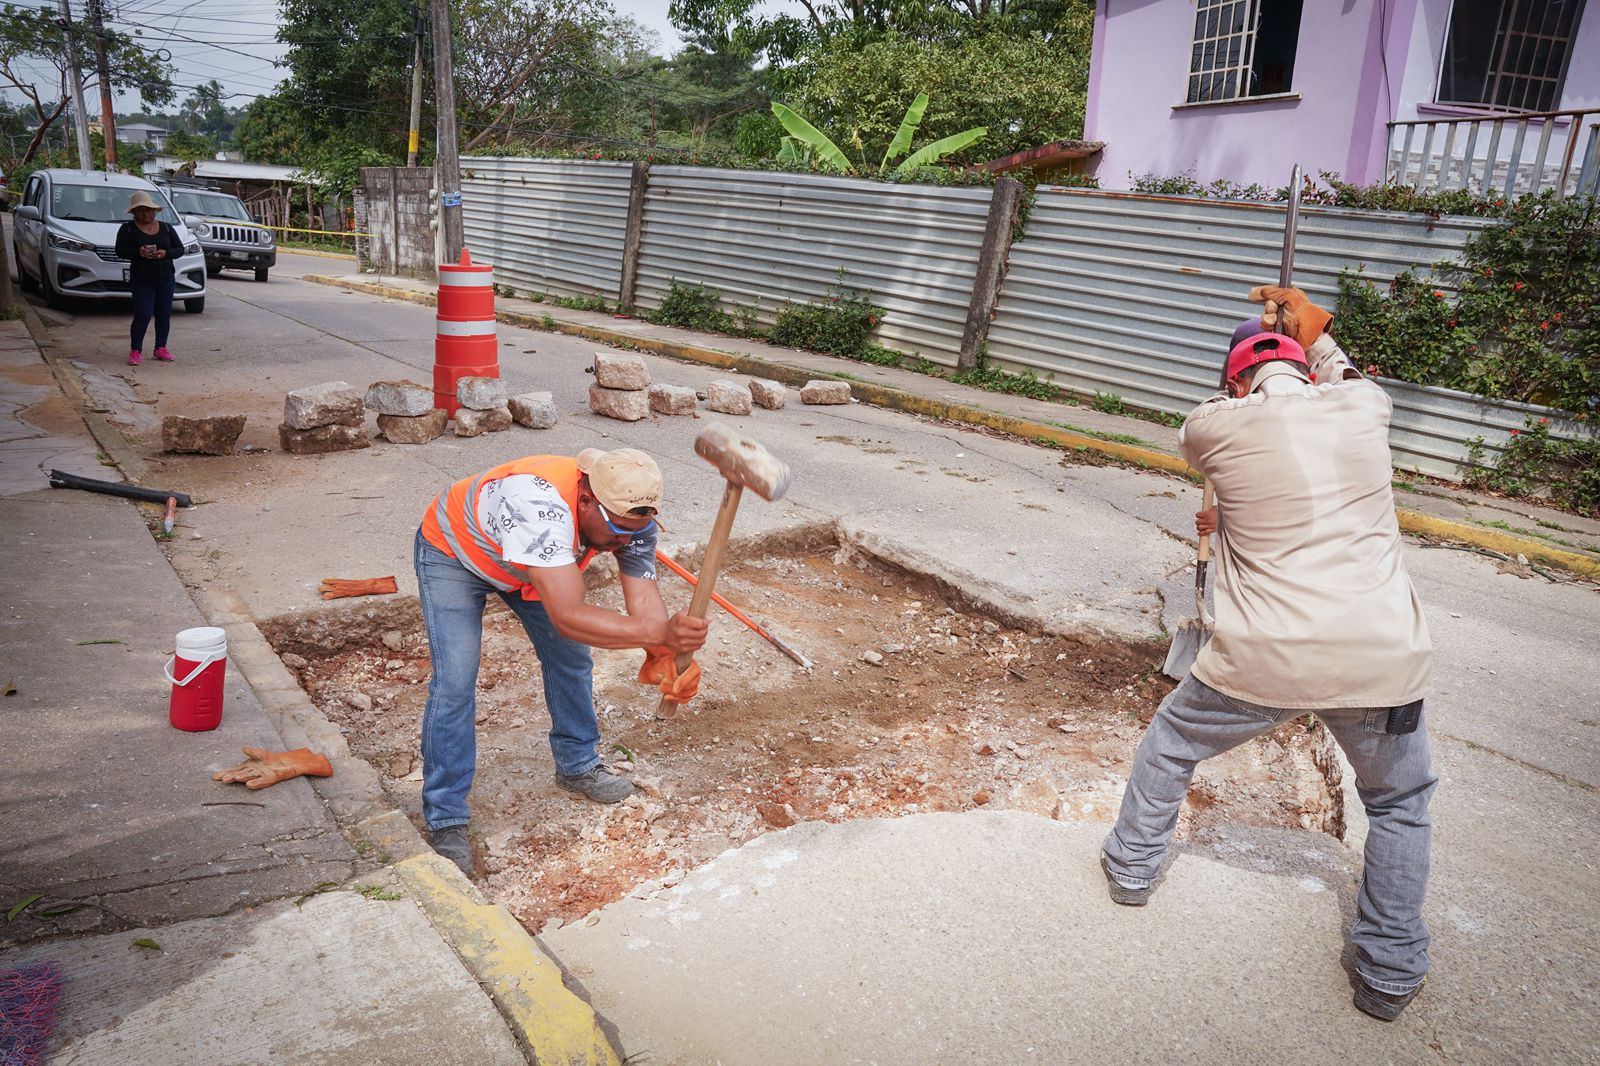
top-left (1100, 852), bottom-right (1152, 907)
top-left (128, 349), bottom-right (142, 366)
top-left (430, 825), bottom-right (473, 878)
top-left (1353, 979), bottom-right (1422, 1022)
top-left (153, 346), bottom-right (174, 362)
top-left (556, 766), bottom-right (634, 804)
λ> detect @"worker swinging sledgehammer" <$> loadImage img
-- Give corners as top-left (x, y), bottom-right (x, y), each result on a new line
top-left (1100, 286), bottom-right (1439, 1023)
top-left (415, 447), bottom-right (708, 877)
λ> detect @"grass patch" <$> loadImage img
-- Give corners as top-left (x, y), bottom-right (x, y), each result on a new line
top-left (553, 294), bottom-right (610, 313)
top-left (948, 353), bottom-right (1057, 401)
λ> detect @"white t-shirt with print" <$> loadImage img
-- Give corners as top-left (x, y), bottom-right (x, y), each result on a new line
top-left (475, 473), bottom-right (657, 579)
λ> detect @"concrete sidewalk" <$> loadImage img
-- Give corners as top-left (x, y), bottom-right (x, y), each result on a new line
top-left (0, 310), bottom-right (603, 1064)
top-left (308, 269), bottom-right (1600, 577)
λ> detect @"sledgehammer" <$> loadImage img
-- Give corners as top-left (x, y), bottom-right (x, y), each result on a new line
top-left (658, 424), bottom-right (792, 717)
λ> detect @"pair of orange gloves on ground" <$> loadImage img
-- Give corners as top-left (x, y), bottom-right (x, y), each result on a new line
top-left (638, 648), bottom-right (701, 705)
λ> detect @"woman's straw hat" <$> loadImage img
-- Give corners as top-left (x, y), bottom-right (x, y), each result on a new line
top-left (127, 191), bottom-right (159, 212)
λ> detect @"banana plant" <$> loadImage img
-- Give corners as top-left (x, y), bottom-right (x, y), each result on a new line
top-left (772, 94), bottom-right (986, 177)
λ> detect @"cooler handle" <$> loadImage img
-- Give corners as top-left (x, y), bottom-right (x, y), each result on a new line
top-left (164, 653), bottom-right (221, 688)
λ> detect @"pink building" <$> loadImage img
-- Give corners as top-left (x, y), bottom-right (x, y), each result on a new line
top-left (1083, 0), bottom-right (1600, 192)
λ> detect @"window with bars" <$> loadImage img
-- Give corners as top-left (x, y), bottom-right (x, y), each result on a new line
top-left (1185, 0), bottom-right (1304, 104)
top-left (1437, 0), bottom-right (1588, 112)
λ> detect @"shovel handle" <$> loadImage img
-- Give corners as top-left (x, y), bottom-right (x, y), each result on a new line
top-left (1195, 480), bottom-right (1215, 622)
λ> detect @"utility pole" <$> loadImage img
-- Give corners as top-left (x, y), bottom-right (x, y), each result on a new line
top-left (430, 0), bottom-right (463, 259)
top-left (87, 0), bottom-right (116, 169)
top-left (56, 0), bottom-right (93, 170)
top-left (406, 1), bottom-right (424, 166)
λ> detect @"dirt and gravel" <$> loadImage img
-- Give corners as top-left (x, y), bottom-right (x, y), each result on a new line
top-left (261, 531), bottom-right (1341, 935)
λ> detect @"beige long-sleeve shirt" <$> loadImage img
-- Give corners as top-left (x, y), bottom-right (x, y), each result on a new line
top-left (1178, 335), bottom-right (1433, 709)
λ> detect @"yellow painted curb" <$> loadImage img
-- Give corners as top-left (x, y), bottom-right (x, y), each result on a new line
top-left (305, 273), bottom-right (1600, 579)
top-left (394, 854), bottom-right (621, 1065)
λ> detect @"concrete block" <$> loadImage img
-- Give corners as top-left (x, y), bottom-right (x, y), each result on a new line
top-left (509, 391), bottom-right (559, 429)
top-left (378, 409), bottom-right (448, 444)
top-left (800, 380), bottom-right (852, 405)
top-left (279, 422), bottom-right (370, 454)
top-left (454, 406), bottom-right (513, 437)
top-left (162, 414), bottom-right (245, 455)
top-left (365, 379), bottom-right (435, 417)
top-left (456, 376), bottom-right (508, 411)
top-left (649, 383), bottom-right (698, 416)
top-left (284, 381), bottom-right (363, 429)
top-left (749, 378), bottom-right (787, 410)
top-left (707, 380), bottom-right (752, 415)
top-left (589, 384), bottom-right (649, 422)
top-left (594, 352), bottom-right (650, 391)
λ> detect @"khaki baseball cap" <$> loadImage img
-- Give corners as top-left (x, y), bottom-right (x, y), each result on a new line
top-left (127, 191), bottom-right (160, 212)
top-left (576, 447), bottom-right (662, 515)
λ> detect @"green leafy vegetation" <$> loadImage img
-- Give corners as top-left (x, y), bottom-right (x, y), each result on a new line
top-left (947, 351), bottom-right (1058, 400)
top-left (1465, 419), bottom-right (1600, 518)
top-left (769, 276), bottom-right (886, 359)
top-left (553, 294), bottom-right (610, 313)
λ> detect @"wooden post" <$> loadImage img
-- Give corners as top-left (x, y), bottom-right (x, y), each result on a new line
top-left (431, 0), bottom-right (464, 261)
top-left (957, 177), bottom-right (1023, 370)
top-left (617, 160), bottom-right (650, 310)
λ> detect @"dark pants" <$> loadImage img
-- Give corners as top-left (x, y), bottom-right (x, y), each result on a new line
top-left (130, 276), bottom-right (176, 351)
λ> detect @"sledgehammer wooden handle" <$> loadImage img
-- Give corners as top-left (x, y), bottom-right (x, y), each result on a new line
top-left (656, 480), bottom-right (743, 717)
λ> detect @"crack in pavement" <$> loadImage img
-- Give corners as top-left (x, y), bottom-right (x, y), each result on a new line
top-left (1432, 729), bottom-right (1598, 794)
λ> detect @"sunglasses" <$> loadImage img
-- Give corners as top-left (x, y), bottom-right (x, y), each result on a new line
top-left (595, 499), bottom-right (657, 537)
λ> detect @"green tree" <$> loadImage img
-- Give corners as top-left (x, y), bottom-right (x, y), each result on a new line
top-left (179, 80), bottom-right (235, 141)
top-left (235, 96), bottom-right (310, 165)
top-left (164, 128), bottom-right (216, 162)
top-left (0, 2), bottom-right (175, 165)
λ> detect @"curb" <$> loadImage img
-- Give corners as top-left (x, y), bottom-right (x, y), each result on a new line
top-left (281, 247), bottom-right (358, 261)
top-left (304, 273), bottom-right (1600, 579)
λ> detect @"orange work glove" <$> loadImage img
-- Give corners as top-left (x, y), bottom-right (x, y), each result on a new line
top-left (213, 747), bottom-right (333, 790)
top-left (1247, 286), bottom-right (1332, 350)
top-left (318, 576), bottom-right (398, 600)
top-left (638, 647), bottom-right (702, 705)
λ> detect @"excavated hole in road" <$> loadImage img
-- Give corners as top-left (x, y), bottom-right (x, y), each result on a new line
top-left (260, 526), bottom-right (1344, 935)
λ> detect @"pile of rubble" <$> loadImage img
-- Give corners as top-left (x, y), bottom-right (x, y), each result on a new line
top-left (280, 380), bottom-right (371, 455)
top-left (267, 377), bottom-right (561, 453)
top-left (588, 352), bottom-right (852, 422)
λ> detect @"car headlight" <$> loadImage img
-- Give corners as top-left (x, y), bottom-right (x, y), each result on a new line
top-left (183, 242), bottom-right (201, 257)
top-left (259, 230), bottom-right (274, 246)
top-left (46, 231), bottom-right (95, 253)
top-left (193, 222), bottom-right (211, 239)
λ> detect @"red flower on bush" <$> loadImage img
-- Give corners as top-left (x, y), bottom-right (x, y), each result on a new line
top-left (1553, 312), bottom-right (1563, 322)
top-left (1448, 319), bottom-right (1457, 328)
top-left (1539, 417), bottom-right (1551, 424)
top-left (1433, 290), bottom-right (1445, 298)
top-left (1365, 364), bottom-right (1378, 374)
top-left (1510, 429), bottom-right (1520, 436)
top-left (1541, 320), bottom-right (1550, 331)
top-left (1513, 281), bottom-right (1525, 291)
top-left (1483, 267), bottom-right (1493, 277)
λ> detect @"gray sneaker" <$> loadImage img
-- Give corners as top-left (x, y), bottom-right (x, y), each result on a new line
top-left (556, 766), bottom-right (635, 804)
top-left (1353, 979), bottom-right (1422, 1022)
top-left (430, 825), bottom-right (473, 878)
top-left (1101, 852), bottom-right (1152, 907)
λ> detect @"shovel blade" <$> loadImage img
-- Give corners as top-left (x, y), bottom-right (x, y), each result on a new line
top-left (1162, 619), bottom-right (1207, 681)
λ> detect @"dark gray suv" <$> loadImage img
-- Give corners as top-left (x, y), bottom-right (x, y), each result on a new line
top-left (167, 187), bottom-right (277, 282)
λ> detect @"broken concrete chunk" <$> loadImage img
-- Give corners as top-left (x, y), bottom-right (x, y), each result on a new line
top-left (284, 381), bottom-right (364, 429)
top-left (456, 376), bottom-right (508, 411)
top-left (706, 379), bottom-right (752, 416)
top-left (749, 378), bottom-right (787, 410)
top-left (649, 383), bottom-right (698, 416)
top-left (454, 406), bottom-right (513, 436)
top-left (509, 391), bottom-right (558, 429)
top-left (365, 380), bottom-right (434, 417)
top-left (278, 422), bottom-right (370, 454)
top-left (161, 414), bottom-right (245, 455)
top-left (800, 379), bottom-right (852, 405)
top-left (377, 409), bottom-right (447, 444)
top-left (593, 352), bottom-right (650, 391)
top-left (589, 384), bottom-right (650, 422)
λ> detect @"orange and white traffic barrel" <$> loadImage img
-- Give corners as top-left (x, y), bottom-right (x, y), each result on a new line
top-left (434, 248), bottom-right (500, 415)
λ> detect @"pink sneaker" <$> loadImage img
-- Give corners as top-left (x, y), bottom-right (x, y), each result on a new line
top-left (153, 347), bottom-right (174, 362)
top-left (128, 350), bottom-right (142, 366)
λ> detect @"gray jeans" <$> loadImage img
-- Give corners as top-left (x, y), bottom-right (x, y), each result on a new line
top-left (1103, 675), bottom-right (1438, 994)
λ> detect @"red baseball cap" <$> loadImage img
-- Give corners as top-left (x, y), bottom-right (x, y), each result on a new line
top-left (1225, 332), bottom-right (1308, 383)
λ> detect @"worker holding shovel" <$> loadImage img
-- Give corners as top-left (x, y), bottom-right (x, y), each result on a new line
top-left (1100, 287), bottom-right (1438, 1023)
top-left (415, 447), bottom-right (709, 877)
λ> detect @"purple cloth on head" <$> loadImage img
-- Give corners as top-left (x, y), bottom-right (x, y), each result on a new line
top-left (1229, 318), bottom-right (1262, 353)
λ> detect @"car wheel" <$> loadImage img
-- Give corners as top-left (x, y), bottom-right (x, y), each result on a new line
top-left (40, 263), bottom-right (67, 310)
top-left (254, 266), bottom-right (269, 283)
top-left (183, 296), bottom-right (205, 314)
top-left (15, 246), bottom-right (37, 292)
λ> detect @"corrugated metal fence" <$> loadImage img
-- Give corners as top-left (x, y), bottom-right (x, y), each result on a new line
top-left (632, 168), bottom-right (991, 366)
top-left (984, 187), bottom-right (1584, 477)
top-left (460, 157), bottom-right (633, 299)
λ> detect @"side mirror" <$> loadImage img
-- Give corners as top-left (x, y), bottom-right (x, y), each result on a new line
top-left (13, 205), bottom-right (39, 221)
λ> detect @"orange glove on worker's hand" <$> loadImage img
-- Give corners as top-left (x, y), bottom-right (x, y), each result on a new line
top-left (638, 647), bottom-right (702, 705)
top-left (1247, 286), bottom-right (1333, 350)
top-left (318, 576), bottom-right (399, 600)
top-left (213, 747), bottom-right (333, 790)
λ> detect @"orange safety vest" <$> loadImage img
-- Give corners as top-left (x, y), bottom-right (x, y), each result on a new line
top-left (420, 455), bottom-right (595, 599)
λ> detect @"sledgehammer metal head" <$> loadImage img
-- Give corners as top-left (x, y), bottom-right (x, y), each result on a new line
top-left (693, 423), bottom-right (792, 501)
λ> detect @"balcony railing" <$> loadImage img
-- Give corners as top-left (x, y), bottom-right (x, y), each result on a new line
top-left (1385, 107), bottom-right (1600, 199)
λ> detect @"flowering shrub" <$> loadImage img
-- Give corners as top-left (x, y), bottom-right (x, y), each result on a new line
top-left (769, 278), bottom-right (886, 360)
top-left (1466, 418), bottom-right (1600, 517)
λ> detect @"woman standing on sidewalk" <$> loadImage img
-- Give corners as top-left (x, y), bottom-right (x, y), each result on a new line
top-left (115, 191), bottom-right (182, 366)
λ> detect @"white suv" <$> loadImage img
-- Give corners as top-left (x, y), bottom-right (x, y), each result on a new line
top-left (12, 169), bottom-right (207, 313)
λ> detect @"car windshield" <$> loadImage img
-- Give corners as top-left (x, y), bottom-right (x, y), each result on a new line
top-left (170, 191), bottom-right (252, 222)
top-left (50, 183), bottom-right (179, 225)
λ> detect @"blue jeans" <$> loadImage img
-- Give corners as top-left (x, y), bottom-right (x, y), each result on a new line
top-left (414, 529), bottom-right (601, 830)
top-left (130, 275), bottom-right (175, 350)
top-left (1103, 674), bottom-right (1438, 994)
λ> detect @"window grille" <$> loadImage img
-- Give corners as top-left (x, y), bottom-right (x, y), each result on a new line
top-left (1187, 0), bottom-right (1259, 103)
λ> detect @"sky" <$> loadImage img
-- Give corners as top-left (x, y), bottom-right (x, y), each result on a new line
top-left (6, 0), bottom-right (687, 116)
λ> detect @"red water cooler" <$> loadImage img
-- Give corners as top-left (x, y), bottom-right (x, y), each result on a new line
top-left (434, 249), bottom-right (500, 416)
